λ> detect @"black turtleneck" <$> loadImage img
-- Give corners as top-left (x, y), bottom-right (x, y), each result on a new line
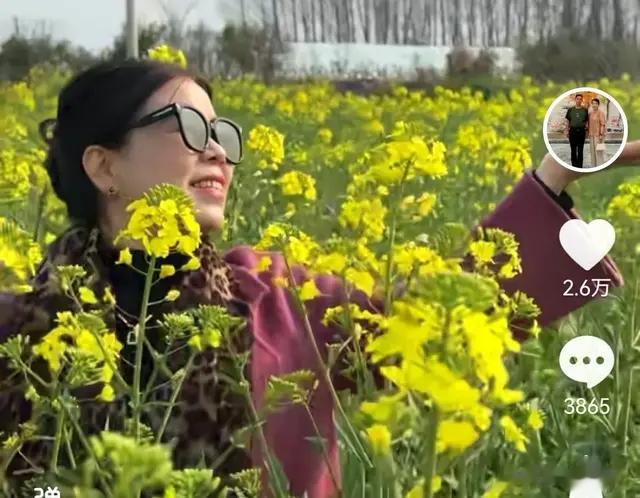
top-left (532, 169), bottom-right (574, 213)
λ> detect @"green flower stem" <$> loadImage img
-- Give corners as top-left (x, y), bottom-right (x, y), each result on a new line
top-left (282, 255), bottom-right (372, 468)
top-left (142, 337), bottom-right (175, 384)
top-left (332, 275), bottom-right (371, 395)
top-left (244, 384), bottom-right (290, 498)
top-left (50, 404), bottom-right (65, 471)
top-left (457, 458), bottom-right (467, 498)
top-left (383, 159), bottom-right (412, 315)
top-left (622, 367), bottom-right (635, 456)
top-left (18, 360), bottom-right (52, 394)
top-left (223, 324), bottom-right (290, 498)
top-left (141, 341), bottom-right (173, 406)
top-left (303, 403), bottom-right (340, 492)
top-left (59, 397), bottom-right (111, 493)
top-left (225, 178), bottom-right (241, 243)
top-left (63, 426), bottom-right (77, 469)
top-left (155, 353), bottom-right (195, 444)
top-left (340, 282), bottom-right (367, 395)
top-left (422, 407), bottom-right (439, 498)
top-left (32, 184), bottom-right (48, 243)
top-left (132, 255), bottom-right (156, 441)
top-left (1, 441), bottom-right (23, 478)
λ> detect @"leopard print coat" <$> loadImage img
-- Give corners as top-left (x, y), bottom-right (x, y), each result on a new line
top-left (0, 224), bottom-right (255, 488)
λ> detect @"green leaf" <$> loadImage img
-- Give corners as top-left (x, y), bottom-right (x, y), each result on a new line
top-left (263, 370), bottom-right (317, 413)
top-left (167, 468), bottom-right (226, 498)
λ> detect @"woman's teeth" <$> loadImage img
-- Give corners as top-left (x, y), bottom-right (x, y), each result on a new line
top-left (193, 180), bottom-right (223, 191)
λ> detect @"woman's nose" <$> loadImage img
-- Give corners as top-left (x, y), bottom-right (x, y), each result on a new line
top-left (203, 138), bottom-right (227, 164)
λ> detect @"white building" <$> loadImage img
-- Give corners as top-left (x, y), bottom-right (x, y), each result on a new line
top-left (277, 42), bottom-right (519, 79)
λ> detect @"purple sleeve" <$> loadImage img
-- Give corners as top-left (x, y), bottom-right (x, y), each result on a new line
top-left (479, 171), bottom-right (623, 327)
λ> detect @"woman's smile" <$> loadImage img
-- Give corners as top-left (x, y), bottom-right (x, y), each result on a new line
top-left (191, 183), bottom-right (226, 201)
top-left (189, 173), bottom-right (227, 201)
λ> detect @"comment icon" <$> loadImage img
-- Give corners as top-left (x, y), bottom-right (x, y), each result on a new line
top-left (559, 336), bottom-right (614, 389)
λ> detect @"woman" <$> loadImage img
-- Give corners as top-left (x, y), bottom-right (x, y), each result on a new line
top-left (0, 59), bottom-right (631, 497)
top-left (588, 97), bottom-right (607, 167)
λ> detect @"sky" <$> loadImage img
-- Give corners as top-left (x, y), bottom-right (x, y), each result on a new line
top-left (0, 0), bottom-right (247, 53)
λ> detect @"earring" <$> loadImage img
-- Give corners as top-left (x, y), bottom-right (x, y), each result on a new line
top-left (108, 186), bottom-right (117, 196)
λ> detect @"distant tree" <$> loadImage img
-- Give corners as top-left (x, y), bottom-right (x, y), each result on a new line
top-left (518, 30), bottom-right (640, 80)
top-left (183, 21), bottom-right (218, 76)
top-left (105, 22), bottom-right (168, 61)
top-left (0, 26), bottom-right (96, 81)
top-left (159, 1), bottom-right (198, 49)
top-left (214, 23), bottom-right (286, 81)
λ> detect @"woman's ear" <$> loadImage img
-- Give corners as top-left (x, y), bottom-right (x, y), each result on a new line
top-left (82, 145), bottom-right (118, 195)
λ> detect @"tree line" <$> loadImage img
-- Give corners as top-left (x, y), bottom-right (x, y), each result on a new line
top-left (3, 0), bottom-right (640, 82)
top-left (241, 0), bottom-right (637, 46)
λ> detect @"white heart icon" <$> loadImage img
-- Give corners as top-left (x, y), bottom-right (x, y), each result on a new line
top-left (559, 219), bottom-right (615, 271)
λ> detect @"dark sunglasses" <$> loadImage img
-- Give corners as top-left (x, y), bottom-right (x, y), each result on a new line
top-left (128, 103), bottom-right (243, 165)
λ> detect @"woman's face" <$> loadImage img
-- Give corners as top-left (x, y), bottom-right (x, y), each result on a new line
top-left (110, 77), bottom-right (233, 233)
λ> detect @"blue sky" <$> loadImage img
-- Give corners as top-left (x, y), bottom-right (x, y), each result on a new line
top-left (0, 0), bottom-right (245, 53)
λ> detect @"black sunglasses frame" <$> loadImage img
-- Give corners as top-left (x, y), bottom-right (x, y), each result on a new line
top-left (128, 103), bottom-right (243, 165)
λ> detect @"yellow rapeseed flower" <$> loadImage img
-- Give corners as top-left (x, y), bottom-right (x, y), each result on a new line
top-left (281, 232), bottom-right (320, 266)
top-left (166, 289), bottom-right (181, 302)
top-left (345, 267), bottom-right (375, 296)
top-left (436, 419), bottom-right (479, 454)
top-left (247, 124), bottom-right (285, 170)
top-left (188, 326), bottom-right (222, 352)
top-left (32, 327), bottom-right (68, 373)
top-left (255, 223), bottom-right (288, 250)
top-left (180, 257), bottom-right (201, 272)
top-left (0, 217), bottom-right (42, 292)
top-left (469, 240), bottom-right (496, 265)
top-left (406, 477), bottom-right (442, 497)
top-left (360, 393), bottom-right (405, 425)
top-left (608, 176), bottom-right (640, 220)
top-left (500, 415), bottom-right (528, 452)
top-left (33, 312), bottom-right (123, 393)
top-left (482, 480), bottom-right (509, 498)
top-left (115, 185), bottom-right (201, 259)
top-left (79, 286), bottom-right (98, 304)
top-left (381, 356), bottom-right (485, 415)
top-left (278, 171), bottom-right (317, 201)
top-left (313, 252), bottom-right (347, 274)
top-left (317, 128), bottom-right (333, 144)
top-left (365, 423), bottom-right (391, 457)
top-left (526, 407), bottom-right (545, 431)
top-left (256, 255), bottom-right (272, 272)
top-left (99, 384), bottom-right (115, 402)
top-left (159, 265), bottom-right (176, 278)
top-left (416, 193), bottom-right (437, 217)
top-left (339, 197), bottom-right (387, 242)
top-left (299, 280), bottom-right (320, 301)
top-left (146, 44), bottom-right (187, 68)
top-left (117, 248), bottom-right (132, 266)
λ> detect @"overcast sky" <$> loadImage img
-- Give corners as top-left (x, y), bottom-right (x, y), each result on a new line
top-left (0, 0), bottom-right (248, 53)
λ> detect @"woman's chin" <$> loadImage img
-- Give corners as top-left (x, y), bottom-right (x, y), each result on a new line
top-left (196, 207), bottom-right (225, 234)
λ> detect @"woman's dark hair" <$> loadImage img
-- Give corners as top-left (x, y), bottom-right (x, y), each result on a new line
top-left (592, 98), bottom-right (600, 104)
top-left (40, 59), bottom-right (212, 227)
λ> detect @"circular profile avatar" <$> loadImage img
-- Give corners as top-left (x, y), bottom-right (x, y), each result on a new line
top-left (543, 87), bottom-right (628, 173)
